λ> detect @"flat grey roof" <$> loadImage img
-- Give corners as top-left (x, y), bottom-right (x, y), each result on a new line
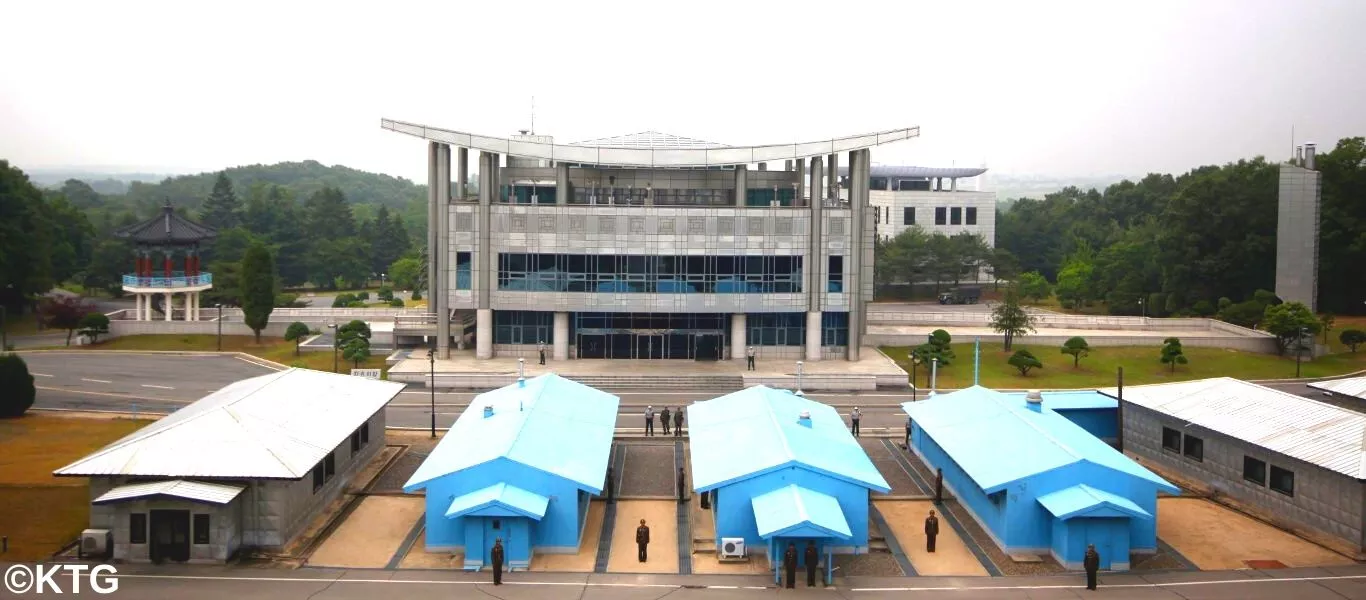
top-left (839, 165), bottom-right (989, 178)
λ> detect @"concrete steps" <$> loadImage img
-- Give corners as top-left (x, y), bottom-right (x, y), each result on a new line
top-left (561, 374), bottom-right (744, 389)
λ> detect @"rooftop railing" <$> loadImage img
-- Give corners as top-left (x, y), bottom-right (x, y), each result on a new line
top-left (122, 272), bottom-right (213, 289)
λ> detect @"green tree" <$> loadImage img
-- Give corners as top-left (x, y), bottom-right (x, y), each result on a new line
top-left (1218, 300), bottom-right (1265, 328)
top-left (1008, 349), bottom-right (1043, 376)
top-left (389, 298), bottom-right (404, 307)
top-left (987, 247), bottom-right (1020, 291)
top-left (337, 319), bottom-right (372, 368)
top-left (1016, 271), bottom-right (1051, 302)
top-left (367, 205), bottom-right (410, 275)
top-left (284, 322), bottom-right (311, 356)
top-left (912, 329), bottom-right (955, 367)
top-left (1262, 302), bottom-right (1321, 356)
top-left (304, 186), bottom-right (357, 241)
top-left (40, 295), bottom-right (94, 346)
top-left (239, 242), bottom-right (277, 343)
top-left (1320, 313), bottom-right (1335, 344)
top-left (1, 161), bottom-right (60, 314)
top-left (1054, 258), bottom-right (1094, 309)
top-left (1060, 336), bottom-right (1090, 368)
top-left (989, 288), bottom-right (1037, 351)
top-left (1341, 329), bottom-right (1366, 353)
top-left (1160, 337), bottom-right (1189, 372)
top-left (77, 312), bottom-right (110, 344)
top-left (1315, 138), bottom-right (1366, 313)
top-left (0, 354), bottom-right (37, 418)
top-left (388, 257), bottom-right (422, 290)
top-left (200, 172), bottom-right (241, 230)
top-left (308, 238), bottom-right (369, 290)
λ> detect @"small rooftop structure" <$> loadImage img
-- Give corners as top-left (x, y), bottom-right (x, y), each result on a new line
top-left (1100, 377), bottom-right (1366, 479)
top-left (1308, 376), bottom-right (1366, 402)
top-left (114, 200), bottom-right (218, 244)
top-left (56, 369), bottom-right (404, 479)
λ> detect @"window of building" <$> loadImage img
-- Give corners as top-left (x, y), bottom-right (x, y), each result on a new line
top-left (874, 208), bottom-right (880, 224)
top-left (821, 312), bottom-right (849, 347)
top-left (747, 313), bottom-right (806, 346)
top-left (884, 207), bottom-right (890, 224)
top-left (1270, 465), bottom-right (1295, 496)
top-left (1183, 434), bottom-right (1204, 462)
top-left (360, 422), bottom-right (369, 445)
top-left (324, 454), bottom-right (336, 480)
top-left (494, 310), bottom-right (554, 345)
top-left (129, 513), bottom-right (147, 544)
top-left (1161, 427), bottom-right (1181, 452)
top-left (311, 463), bottom-right (324, 493)
top-left (934, 207), bottom-right (947, 225)
top-left (903, 207), bottom-right (915, 225)
top-left (950, 207), bottom-right (962, 225)
top-left (492, 519), bottom-right (501, 530)
top-left (455, 252), bottom-right (472, 290)
top-left (745, 187), bottom-right (797, 207)
top-left (1243, 456), bottom-right (1266, 485)
top-left (900, 179), bottom-right (932, 191)
top-left (350, 430), bottom-right (362, 455)
top-left (193, 514), bottom-right (210, 545)
top-left (966, 207), bottom-right (977, 225)
top-left (497, 253), bottom-right (804, 294)
top-left (828, 256), bottom-right (843, 293)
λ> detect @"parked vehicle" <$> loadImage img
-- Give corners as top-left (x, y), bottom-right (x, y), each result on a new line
top-left (938, 286), bottom-right (982, 305)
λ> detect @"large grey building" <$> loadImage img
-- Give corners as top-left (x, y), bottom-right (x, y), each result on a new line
top-left (55, 369), bottom-right (402, 563)
top-left (1101, 377), bottom-right (1366, 559)
top-left (382, 120), bottom-right (920, 362)
top-left (1275, 143), bottom-right (1322, 310)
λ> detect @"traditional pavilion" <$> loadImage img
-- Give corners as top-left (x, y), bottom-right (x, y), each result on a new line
top-left (115, 201), bottom-right (216, 320)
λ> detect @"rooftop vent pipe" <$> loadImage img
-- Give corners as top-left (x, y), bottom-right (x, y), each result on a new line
top-left (1025, 390), bottom-right (1044, 413)
top-left (1305, 143), bottom-right (1317, 170)
top-left (483, 405), bottom-right (494, 418)
top-left (797, 410), bottom-right (812, 428)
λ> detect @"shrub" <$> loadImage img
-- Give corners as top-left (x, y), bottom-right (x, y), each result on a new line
top-left (1341, 329), bottom-right (1366, 353)
top-left (331, 293), bottom-right (357, 308)
top-left (1191, 300), bottom-right (1215, 317)
top-left (284, 322), bottom-right (312, 356)
top-left (356, 291), bottom-right (370, 301)
top-left (410, 289), bottom-right (422, 301)
top-left (389, 298), bottom-right (405, 308)
top-left (1008, 349), bottom-right (1043, 376)
top-left (377, 286), bottom-right (394, 301)
top-left (0, 354), bottom-right (37, 418)
top-left (77, 312), bottom-right (111, 344)
top-left (1060, 336), bottom-right (1090, 368)
top-left (346, 301), bottom-right (367, 308)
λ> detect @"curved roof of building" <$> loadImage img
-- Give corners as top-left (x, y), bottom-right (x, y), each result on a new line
top-left (114, 201), bottom-right (217, 244)
top-left (839, 165), bottom-right (988, 178)
top-left (382, 119), bottom-right (920, 167)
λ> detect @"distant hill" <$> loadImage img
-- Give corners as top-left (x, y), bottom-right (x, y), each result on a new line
top-left (987, 172), bottom-right (1134, 202)
top-left (27, 169), bottom-right (173, 194)
top-left (115, 160), bottom-right (426, 213)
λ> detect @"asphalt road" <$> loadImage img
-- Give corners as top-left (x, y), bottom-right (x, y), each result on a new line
top-left (11, 562), bottom-right (1364, 599)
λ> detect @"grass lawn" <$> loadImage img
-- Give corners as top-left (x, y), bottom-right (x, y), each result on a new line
top-left (2, 315), bottom-right (45, 337)
top-left (881, 342), bottom-right (1366, 389)
top-left (0, 414), bottom-right (152, 560)
top-left (78, 335), bottom-right (389, 375)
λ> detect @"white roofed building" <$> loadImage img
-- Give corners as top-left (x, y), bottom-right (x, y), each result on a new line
top-left (55, 368), bottom-right (403, 563)
top-left (1099, 377), bottom-right (1366, 559)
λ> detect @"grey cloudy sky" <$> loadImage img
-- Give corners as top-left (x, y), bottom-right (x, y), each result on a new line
top-left (2, 0), bottom-right (1363, 183)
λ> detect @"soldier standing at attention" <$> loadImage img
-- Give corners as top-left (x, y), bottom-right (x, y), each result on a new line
top-left (644, 405), bottom-right (655, 436)
top-left (673, 405), bottom-right (684, 436)
top-left (660, 406), bottom-right (671, 435)
top-left (1084, 544), bottom-right (1100, 591)
top-left (783, 542), bottom-right (798, 589)
top-left (605, 466), bottom-right (615, 503)
top-left (746, 345), bottom-right (756, 371)
top-left (925, 509), bottom-right (939, 553)
top-left (804, 541), bottom-right (819, 587)
top-left (490, 537), bottom-right (505, 585)
top-left (850, 407), bottom-right (862, 436)
top-left (905, 416), bottom-right (913, 448)
top-left (537, 340), bottom-right (546, 365)
top-left (636, 519), bottom-right (650, 562)
top-left (677, 467), bottom-right (686, 503)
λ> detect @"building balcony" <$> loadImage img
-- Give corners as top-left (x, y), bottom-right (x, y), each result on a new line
top-left (122, 272), bottom-right (214, 289)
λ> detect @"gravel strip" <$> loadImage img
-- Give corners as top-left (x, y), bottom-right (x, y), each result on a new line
top-left (835, 552), bottom-right (905, 577)
top-left (859, 438), bottom-right (923, 495)
top-left (619, 444), bottom-right (678, 497)
top-left (370, 452), bottom-right (426, 493)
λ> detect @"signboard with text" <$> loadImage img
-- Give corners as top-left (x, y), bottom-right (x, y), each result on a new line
top-left (350, 369), bottom-right (382, 380)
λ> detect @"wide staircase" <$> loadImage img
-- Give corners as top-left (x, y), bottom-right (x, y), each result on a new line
top-left (562, 374), bottom-right (744, 390)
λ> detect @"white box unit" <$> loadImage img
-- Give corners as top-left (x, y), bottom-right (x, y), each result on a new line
top-left (81, 529), bottom-right (112, 558)
top-left (720, 537), bottom-right (746, 559)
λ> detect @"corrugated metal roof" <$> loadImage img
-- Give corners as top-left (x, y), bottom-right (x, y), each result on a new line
top-left (1036, 484), bottom-right (1151, 521)
top-left (92, 479), bottom-right (245, 505)
top-left (55, 369), bottom-right (404, 479)
top-left (1308, 376), bottom-right (1366, 401)
top-left (403, 374), bottom-right (620, 493)
top-left (444, 482), bottom-right (549, 520)
top-left (751, 484), bottom-right (853, 540)
top-left (687, 386), bottom-right (891, 494)
top-left (1100, 377), bottom-right (1366, 479)
top-left (903, 386), bottom-right (1175, 494)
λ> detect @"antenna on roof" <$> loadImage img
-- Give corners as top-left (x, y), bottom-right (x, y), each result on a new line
top-left (530, 96), bottom-right (536, 135)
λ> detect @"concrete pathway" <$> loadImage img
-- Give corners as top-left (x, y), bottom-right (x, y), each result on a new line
top-left (307, 496), bottom-right (425, 568)
top-left (875, 500), bottom-right (990, 577)
top-left (1157, 497), bottom-right (1356, 570)
top-left (607, 500), bottom-right (679, 574)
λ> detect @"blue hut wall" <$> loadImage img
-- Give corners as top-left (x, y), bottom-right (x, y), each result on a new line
top-left (1052, 517), bottom-right (1130, 570)
top-left (1052, 408), bottom-right (1118, 442)
top-left (422, 458), bottom-right (589, 555)
top-left (711, 466), bottom-right (871, 555)
top-left (463, 516), bottom-right (533, 568)
top-left (910, 424), bottom-right (1159, 559)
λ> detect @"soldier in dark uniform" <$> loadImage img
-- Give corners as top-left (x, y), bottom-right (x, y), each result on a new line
top-left (904, 416), bottom-right (912, 448)
top-left (636, 519), bottom-right (650, 562)
top-left (660, 406), bottom-right (672, 435)
top-left (644, 406), bottom-right (655, 436)
top-left (934, 468), bottom-right (944, 504)
top-left (700, 489), bottom-right (711, 510)
top-left (925, 509), bottom-right (939, 553)
top-left (804, 540), bottom-right (819, 587)
top-left (1083, 544), bottom-right (1100, 590)
top-left (677, 467), bottom-right (687, 503)
top-left (537, 340), bottom-right (546, 365)
top-left (673, 406), bottom-right (684, 436)
top-left (605, 466), bottom-right (615, 503)
top-left (490, 537), bottom-right (505, 585)
top-left (782, 542), bottom-right (797, 588)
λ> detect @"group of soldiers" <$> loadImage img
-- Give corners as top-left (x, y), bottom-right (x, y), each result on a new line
top-left (643, 405), bottom-right (685, 436)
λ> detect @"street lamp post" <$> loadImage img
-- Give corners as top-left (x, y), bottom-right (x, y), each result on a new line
top-left (428, 347), bottom-right (436, 438)
top-left (215, 304), bottom-right (223, 351)
top-left (1295, 326), bottom-right (1308, 378)
top-left (328, 323), bottom-right (339, 373)
top-left (518, 357), bottom-right (526, 386)
top-left (795, 361), bottom-right (805, 397)
top-left (911, 356), bottom-right (922, 402)
top-left (380, 272), bottom-right (386, 288)
top-left (1138, 298), bottom-right (1146, 319)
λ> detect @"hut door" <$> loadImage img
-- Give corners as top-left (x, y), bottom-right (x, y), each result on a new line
top-left (150, 510), bottom-right (191, 563)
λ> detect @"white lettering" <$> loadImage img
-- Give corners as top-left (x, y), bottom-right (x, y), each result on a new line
top-left (90, 565), bottom-right (119, 594)
top-left (34, 565), bottom-right (61, 594)
top-left (64, 565), bottom-right (88, 593)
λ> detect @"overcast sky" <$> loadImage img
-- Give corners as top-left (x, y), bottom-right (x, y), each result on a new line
top-left (2, 0), bottom-right (1363, 183)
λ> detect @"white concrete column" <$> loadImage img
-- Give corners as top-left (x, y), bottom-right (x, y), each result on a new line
top-left (476, 308), bottom-right (494, 359)
top-left (805, 311), bottom-right (822, 361)
top-left (164, 293), bottom-right (173, 321)
top-left (734, 165), bottom-right (748, 206)
top-left (827, 153), bottom-right (839, 202)
top-left (194, 292), bottom-right (200, 320)
top-left (730, 313), bottom-right (747, 361)
top-left (134, 294), bottom-right (142, 321)
top-left (189, 292), bottom-right (196, 321)
top-left (796, 159), bottom-right (806, 202)
top-left (553, 312), bottom-right (569, 360)
top-left (951, 177), bottom-right (958, 191)
top-left (436, 143), bottom-right (452, 359)
top-left (555, 162), bottom-right (570, 205)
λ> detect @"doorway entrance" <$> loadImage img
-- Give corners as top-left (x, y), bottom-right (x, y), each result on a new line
top-left (149, 509), bottom-right (190, 563)
top-left (572, 313), bottom-right (730, 359)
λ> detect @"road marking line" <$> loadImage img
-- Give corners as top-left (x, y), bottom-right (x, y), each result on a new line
top-left (32, 373), bottom-right (54, 377)
top-left (141, 384), bottom-right (175, 390)
top-left (36, 386), bottom-right (192, 403)
top-left (81, 378), bottom-right (113, 383)
top-left (234, 355), bottom-right (287, 371)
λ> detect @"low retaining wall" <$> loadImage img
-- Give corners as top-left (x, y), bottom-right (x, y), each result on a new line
top-left (109, 320), bottom-right (293, 339)
top-left (388, 371), bottom-right (897, 391)
top-left (867, 311), bottom-right (1260, 334)
top-left (866, 332), bottom-right (1281, 354)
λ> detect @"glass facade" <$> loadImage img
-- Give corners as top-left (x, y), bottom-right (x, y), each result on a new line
top-left (573, 312), bottom-right (728, 359)
top-left (828, 256), bottom-right (843, 293)
top-left (497, 253), bottom-right (803, 294)
top-left (456, 252), bottom-right (471, 290)
top-left (822, 312), bottom-right (849, 346)
top-left (503, 185), bottom-right (557, 204)
top-left (493, 310), bottom-right (553, 345)
top-left (570, 188), bottom-right (733, 206)
top-left (745, 187), bottom-right (797, 207)
top-left (747, 313), bottom-right (805, 346)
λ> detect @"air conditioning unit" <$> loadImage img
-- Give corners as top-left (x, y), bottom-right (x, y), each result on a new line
top-left (720, 537), bottom-right (746, 559)
top-left (81, 529), bottom-right (112, 559)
